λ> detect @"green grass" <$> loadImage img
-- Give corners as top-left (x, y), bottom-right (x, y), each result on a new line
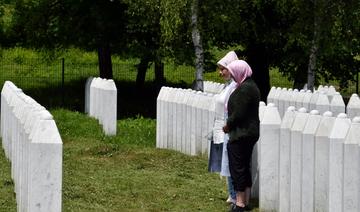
top-left (0, 109), bottom-right (259, 211)
top-left (0, 145), bottom-right (16, 212)
top-left (0, 47), bottom-right (196, 88)
top-left (269, 68), bottom-right (294, 89)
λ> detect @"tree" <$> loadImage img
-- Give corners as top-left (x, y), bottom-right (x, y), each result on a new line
top-left (0, 2), bottom-right (4, 47)
top-left (190, 0), bottom-right (204, 91)
top-left (122, 0), bottom-right (163, 89)
top-left (8, 0), bottom-right (127, 79)
top-left (318, 0), bottom-right (360, 90)
top-left (199, 0), bottom-right (360, 98)
top-left (124, 0), bottom-right (203, 90)
top-left (201, 0), bottom-right (285, 101)
top-left (279, 0), bottom-right (360, 91)
top-left (306, 0), bottom-right (321, 91)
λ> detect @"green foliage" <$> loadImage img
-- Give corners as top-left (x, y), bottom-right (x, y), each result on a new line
top-left (7, 0), bottom-right (128, 50)
top-left (275, 0), bottom-right (360, 89)
top-left (1, 0), bottom-right (359, 88)
top-left (123, 0), bottom-right (161, 58)
top-left (160, 0), bottom-right (189, 44)
top-left (159, 0), bottom-right (194, 65)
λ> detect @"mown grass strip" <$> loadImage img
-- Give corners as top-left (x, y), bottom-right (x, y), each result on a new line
top-left (0, 109), bottom-right (260, 211)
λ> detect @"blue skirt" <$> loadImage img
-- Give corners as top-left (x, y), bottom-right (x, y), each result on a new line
top-left (208, 139), bottom-right (223, 172)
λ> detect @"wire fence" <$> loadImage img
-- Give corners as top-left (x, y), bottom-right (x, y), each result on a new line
top-left (0, 57), bottom-right (358, 116)
top-left (0, 58), bottom-right (196, 116)
top-left (0, 58), bottom-right (198, 85)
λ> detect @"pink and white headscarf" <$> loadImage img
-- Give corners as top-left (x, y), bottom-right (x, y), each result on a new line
top-left (226, 60), bottom-right (253, 87)
top-left (217, 51), bottom-right (238, 68)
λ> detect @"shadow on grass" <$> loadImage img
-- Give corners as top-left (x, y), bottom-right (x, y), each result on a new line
top-left (22, 78), bottom-right (191, 119)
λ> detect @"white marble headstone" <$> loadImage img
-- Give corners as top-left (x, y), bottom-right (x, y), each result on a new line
top-left (328, 113), bottom-right (351, 212)
top-left (84, 77), bottom-right (94, 114)
top-left (314, 111), bottom-right (335, 212)
top-left (315, 91), bottom-right (330, 115)
top-left (273, 87), bottom-right (282, 109)
top-left (185, 90), bottom-right (197, 154)
top-left (309, 91), bottom-right (319, 112)
top-left (302, 90), bottom-right (312, 111)
top-left (180, 89), bottom-right (192, 153)
top-left (29, 118), bottom-right (62, 212)
top-left (295, 89), bottom-right (306, 109)
top-left (251, 101), bottom-right (267, 199)
top-left (174, 89), bottom-right (185, 151)
top-left (259, 103), bottom-right (281, 211)
top-left (279, 106), bottom-right (296, 212)
top-left (290, 107), bottom-right (308, 212)
top-left (267, 86), bottom-right (276, 104)
top-left (277, 88), bottom-right (288, 118)
top-left (330, 92), bottom-right (345, 117)
top-left (343, 116), bottom-right (360, 212)
top-left (156, 86), bottom-right (166, 148)
top-left (346, 94), bottom-right (360, 119)
top-left (327, 85), bottom-right (337, 103)
top-left (301, 110), bottom-right (321, 212)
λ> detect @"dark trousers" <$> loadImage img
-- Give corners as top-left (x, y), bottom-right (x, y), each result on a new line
top-left (227, 139), bottom-right (256, 192)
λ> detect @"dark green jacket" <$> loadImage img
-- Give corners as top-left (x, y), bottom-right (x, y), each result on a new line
top-left (226, 77), bottom-right (260, 143)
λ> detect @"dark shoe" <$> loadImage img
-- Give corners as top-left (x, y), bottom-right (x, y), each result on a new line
top-left (244, 205), bottom-right (253, 211)
top-left (229, 204), bottom-right (245, 212)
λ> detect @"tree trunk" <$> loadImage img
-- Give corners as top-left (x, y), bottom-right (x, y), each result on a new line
top-left (136, 56), bottom-right (150, 90)
top-left (307, 43), bottom-right (317, 92)
top-left (307, 0), bottom-right (319, 92)
top-left (293, 63), bottom-right (308, 90)
top-left (98, 44), bottom-right (113, 79)
top-left (190, 0), bottom-right (204, 91)
top-left (154, 55), bottom-right (165, 85)
top-left (245, 45), bottom-right (271, 103)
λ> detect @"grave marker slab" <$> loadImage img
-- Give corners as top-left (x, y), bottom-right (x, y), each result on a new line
top-left (314, 111), bottom-right (335, 212)
top-left (290, 107), bottom-right (308, 212)
top-left (301, 110), bottom-right (321, 212)
top-left (343, 117), bottom-right (360, 212)
top-left (302, 90), bottom-right (312, 111)
top-left (259, 103), bottom-right (281, 211)
top-left (251, 101), bottom-right (267, 199)
top-left (330, 92), bottom-right (345, 117)
top-left (279, 106), bottom-right (296, 212)
top-left (346, 94), bottom-right (360, 119)
top-left (328, 113), bottom-right (351, 212)
top-left (316, 91), bottom-right (330, 115)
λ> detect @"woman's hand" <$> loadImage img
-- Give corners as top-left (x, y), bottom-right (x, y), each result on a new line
top-left (223, 125), bottom-right (229, 133)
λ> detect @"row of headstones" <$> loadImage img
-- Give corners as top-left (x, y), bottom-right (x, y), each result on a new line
top-left (258, 103), bottom-right (360, 212)
top-left (267, 85), bottom-right (360, 119)
top-left (203, 81), bottom-right (225, 94)
top-left (156, 86), bottom-right (217, 155)
top-left (85, 77), bottom-right (117, 136)
top-left (0, 81), bottom-right (62, 212)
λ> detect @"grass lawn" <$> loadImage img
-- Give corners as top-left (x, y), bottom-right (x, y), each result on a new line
top-left (0, 109), bottom-right (259, 211)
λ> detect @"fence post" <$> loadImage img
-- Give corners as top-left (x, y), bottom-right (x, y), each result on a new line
top-left (61, 58), bottom-right (65, 107)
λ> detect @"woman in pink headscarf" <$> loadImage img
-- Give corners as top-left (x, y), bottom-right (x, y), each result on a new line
top-left (223, 60), bottom-right (260, 212)
top-left (209, 51), bottom-right (238, 205)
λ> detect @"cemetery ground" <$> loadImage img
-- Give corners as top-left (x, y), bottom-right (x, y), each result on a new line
top-left (1, 48), bottom-right (356, 211)
top-left (0, 108), bottom-right (260, 211)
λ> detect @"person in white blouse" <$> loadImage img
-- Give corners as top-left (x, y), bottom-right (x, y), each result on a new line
top-left (208, 51), bottom-right (238, 205)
